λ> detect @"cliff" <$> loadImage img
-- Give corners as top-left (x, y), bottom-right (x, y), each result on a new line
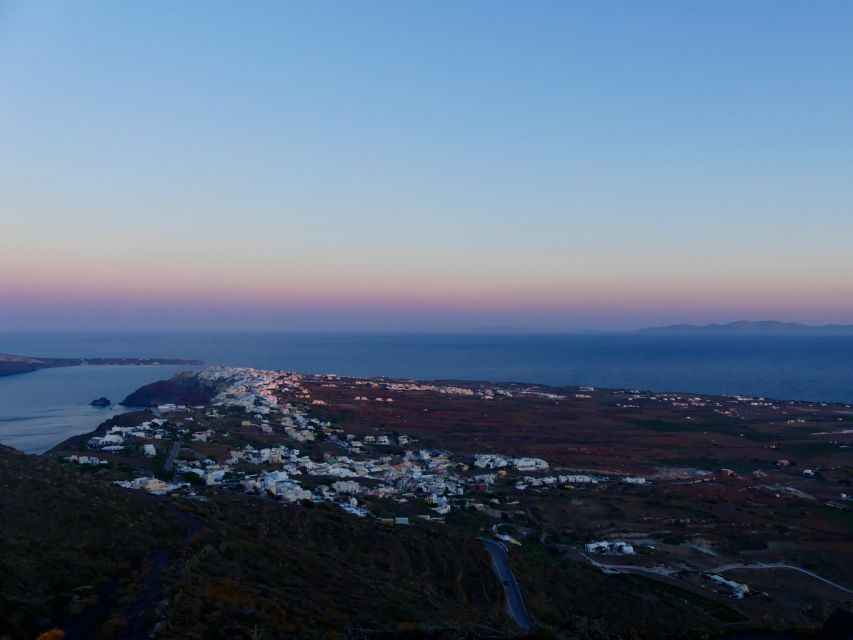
top-left (120, 371), bottom-right (219, 407)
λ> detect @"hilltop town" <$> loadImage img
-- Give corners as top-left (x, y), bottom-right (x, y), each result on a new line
top-left (35, 366), bottom-right (853, 639)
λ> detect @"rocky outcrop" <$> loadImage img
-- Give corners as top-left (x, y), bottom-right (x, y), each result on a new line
top-left (120, 372), bottom-right (218, 407)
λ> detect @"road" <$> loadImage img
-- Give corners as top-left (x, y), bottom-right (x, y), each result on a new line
top-left (577, 550), bottom-right (678, 577)
top-left (576, 549), bottom-right (853, 597)
top-left (709, 563), bottom-right (853, 595)
top-left (480, 538), bottom-right (534, 632)
top-left (164, 440), bottom-right (181, 472)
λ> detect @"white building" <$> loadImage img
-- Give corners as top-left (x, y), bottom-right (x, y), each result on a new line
top-left (514, 457), bottom-right (549, 472)
top-left (585, 541), bottom-right (635, 555)
top-left (709, 574), bottom-right (750, 599)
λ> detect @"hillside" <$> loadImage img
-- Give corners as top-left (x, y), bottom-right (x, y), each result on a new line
top-left (1, 438), bottom-right (733, 640)
top-left (120, 371), bottom-right (220, 407)
top-left (0, 353), bottom-right (52, 376)
top-left (0, 444), bottom-right (512, 639)
top-left (0, 444), bottom-right (184, 640)
top-left (8, 366), bottom-right (853, 639)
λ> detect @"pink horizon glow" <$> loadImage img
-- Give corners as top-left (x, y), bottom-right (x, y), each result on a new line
top-left (3, 279), bottom-right (853, 332)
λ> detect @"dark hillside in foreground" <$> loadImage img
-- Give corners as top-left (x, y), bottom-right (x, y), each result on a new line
top-left (0, 442), bottom-right (511, 639)
top-left (0, 444), bottom-right (183, 640)
top-left (158, 494), bottom-right (510, 638)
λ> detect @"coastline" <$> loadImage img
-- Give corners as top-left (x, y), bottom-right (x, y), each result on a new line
top-left (0, 354), bottom-right (204, 378)
top-left (4, 332), bottom-right (853, 404)
top-left (19, 365), bottom-right (853, 457)
top-left (0, 363), bottom-right (205, 454)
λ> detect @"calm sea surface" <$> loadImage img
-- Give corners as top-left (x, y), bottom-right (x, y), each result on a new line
top-left (1, 332), bottom-right (852, 453)
top-left (0, 364), bottom-right (197, 453)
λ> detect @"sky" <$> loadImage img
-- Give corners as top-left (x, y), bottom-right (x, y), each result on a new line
top-left (1, 1), bottom-right (852, 331)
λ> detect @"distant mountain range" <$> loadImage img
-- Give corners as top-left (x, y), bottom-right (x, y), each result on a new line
top-left (637, 321), bottom-right (853, 336)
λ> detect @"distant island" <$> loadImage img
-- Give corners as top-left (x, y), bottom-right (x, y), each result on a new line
top-left (0, 353), bottom-right (204, 377)
top-left (637, 320), bottom-right (853, 336)
top-left (470, 325), bottom-right (534, 333)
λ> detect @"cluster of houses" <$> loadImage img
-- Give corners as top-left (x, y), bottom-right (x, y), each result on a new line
top-left (87, 366), bottom-right (663, 523)
top-left (93, 367), bottom-right (575, 523)
top-left (225, 446), bottom-right (470, 516)
top-left (515, 473), bottom-right (606, 490)
top-left (200, 366), bottom-right (284, 415)
top-left (473, 453), bottom-right (549, 471)
top-left (79, 370), bottom-right (487, 518)
top-left (90, 368), bottom-right (669, 534)
top-left (355, 378), bottom-right (566, 402)
top-left (64, 454), bottom-right (107, 466)
top-left (88, 418), bottom-right (175, 453)
top-left (584, 540), bottom-right (636, 555)
top-left (614, 390), bottom-right (800, 419)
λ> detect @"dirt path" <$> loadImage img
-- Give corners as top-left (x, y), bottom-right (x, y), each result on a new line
top-left (121, 503), bottom-right (203, 639)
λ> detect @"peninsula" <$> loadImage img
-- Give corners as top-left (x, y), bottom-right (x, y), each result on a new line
top-left (0, 353), bottom-right (205, 377)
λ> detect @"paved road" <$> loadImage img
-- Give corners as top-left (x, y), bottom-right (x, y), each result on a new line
top-left (480, 538), bottom-right (534, 632)
top-left (709, 563), bottom-right (853, 595)
top-left (164, 440), bottom-right (181, 472)
top-left (577, 549), bottom-right (853, 597)
top-left (577, 550), bottom-right (678, 577)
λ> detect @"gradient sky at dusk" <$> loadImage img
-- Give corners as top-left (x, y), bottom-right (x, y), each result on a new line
top-left (2, 1), bottom-right (852, 331)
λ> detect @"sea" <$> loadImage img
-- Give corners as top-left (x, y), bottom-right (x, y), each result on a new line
top-left (1, 331), bottom-right (852, 453)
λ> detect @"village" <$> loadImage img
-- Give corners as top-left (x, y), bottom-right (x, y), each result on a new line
top-left (53, 366), bottom-right (853, 625)
top-left (73, 367), bottom-right (565, 523)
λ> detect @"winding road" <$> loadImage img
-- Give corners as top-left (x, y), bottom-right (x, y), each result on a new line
top-left (708, 563), bottom-right (853, 595)
top-left (576, 550), bottom-right (853, 598)
top-left (480, 538), bottom-right (534, 632)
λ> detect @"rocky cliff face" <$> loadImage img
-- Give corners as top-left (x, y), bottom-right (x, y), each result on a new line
top-left (120, 371), bottom-right (219, 407)
top-left (0, 353), bottom-right (47, 376)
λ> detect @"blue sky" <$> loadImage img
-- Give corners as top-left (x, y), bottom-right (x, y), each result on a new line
top-left (1, 1), bottom-right (852, 330)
